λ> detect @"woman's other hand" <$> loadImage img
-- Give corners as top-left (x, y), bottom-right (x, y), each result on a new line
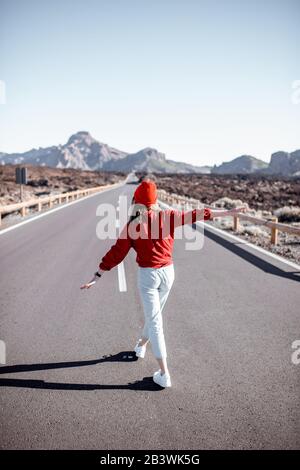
top-left (80, 270), bottom-right (103, 289)
top-left (80, 279), bottom-right (96, 289)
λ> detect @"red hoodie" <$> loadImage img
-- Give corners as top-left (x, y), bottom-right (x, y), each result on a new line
top-left (99, 207), bottom-right (212, 271)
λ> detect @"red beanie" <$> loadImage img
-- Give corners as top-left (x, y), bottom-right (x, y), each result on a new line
top-left (134, 181), bottom-right (157, 207)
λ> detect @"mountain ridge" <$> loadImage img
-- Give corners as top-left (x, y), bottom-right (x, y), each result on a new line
top-left (0, 131), bottom-right (299, 175)
top-left (0, 131), bottom-right (210, 174)
top-left (211, 155), bottom-right (269, 174)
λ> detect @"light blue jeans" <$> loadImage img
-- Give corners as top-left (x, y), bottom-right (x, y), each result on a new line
top-left (137, 263), bottom-right (175, 359)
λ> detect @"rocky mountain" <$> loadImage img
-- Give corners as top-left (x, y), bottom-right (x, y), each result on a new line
top-left (1, 132), bottom-right (299, 175)
top-left (264, 150), bottom-right (300, 176)
top-left (211, 155), bottom-right (268, 174)
top-left (211, 151), bottom-right (300, 176)
top-left (104, 147), bottom-right (211, 173)
top-left (0, 132), bottom-right (127, 171)
top-left (0, 131), bottom-right (211, 174)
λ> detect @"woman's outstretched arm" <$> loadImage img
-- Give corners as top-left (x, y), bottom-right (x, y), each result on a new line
top-left (98, 228), bottom-right (132, 272)
top-left (80, 224), bottom-right (132, 289)
top-left (171, 205), bottom-right (247, 229)
top-left (171, 207), bottom-right (212, 228)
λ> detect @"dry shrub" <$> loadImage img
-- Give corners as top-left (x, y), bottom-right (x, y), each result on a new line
top-left (241, 225), bottom-right (269, 238)
top-left (274, 206), bottom-right (300, 223)
top-left (212, 197), bottom-right (250, 210)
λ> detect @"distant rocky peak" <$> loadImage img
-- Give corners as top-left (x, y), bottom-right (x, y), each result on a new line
top-left (140, 147), bottom-right (166, 160)
top-left (66, 131), bottom-right (95, 146)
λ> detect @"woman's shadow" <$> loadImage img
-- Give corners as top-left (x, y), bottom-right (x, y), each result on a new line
top-left (0, 351), bottom-right (162, 391)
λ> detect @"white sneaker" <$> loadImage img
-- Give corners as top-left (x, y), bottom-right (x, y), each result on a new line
top-left (134, 339), bottom-right (146, 358)
top-left (153, 369), bottom-right (172, 388)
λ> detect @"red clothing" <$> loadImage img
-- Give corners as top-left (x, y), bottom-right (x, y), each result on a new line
top-left (99, 208), bottom-right (212, 271)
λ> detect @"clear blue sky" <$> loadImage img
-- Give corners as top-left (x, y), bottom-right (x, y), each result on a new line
top-left (0, 0), bottom-right (299, 165)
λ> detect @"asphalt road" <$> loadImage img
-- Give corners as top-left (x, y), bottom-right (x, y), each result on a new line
top-left (0, 182), bottom-right (299, 450)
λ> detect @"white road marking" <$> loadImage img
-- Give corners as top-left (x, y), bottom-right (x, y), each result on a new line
top-left (0, 183), bottom-right (124, 236)
top-left (159, 200), bottom-right (300, 270)
top-left (115, 194), bottom-right (128, 292)
top-left (118, 262), bottom-right (127, 292)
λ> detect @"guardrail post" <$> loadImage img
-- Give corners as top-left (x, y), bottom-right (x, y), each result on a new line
top-left (0, 211), bottom-right (2, 226)
top-left (38, 201), bottom-right (42, 211)
top-left (49, 197), bottom-right (53, 209)
top-left (233, 215), bottom-right (240, 231)
top-left (271, 216), bottom-right (278, 245)
top-left (21, 206), bottom-right (26, 217)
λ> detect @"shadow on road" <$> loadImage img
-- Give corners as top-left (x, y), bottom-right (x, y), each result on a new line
top-left (0, 351), bottom-right (138, 374)
top-left (0, 351), bottom-right (163, 391)
top-left (0, 376), bottom-right (162, 391)
top-left (201, 225), bottom-right (300, 283)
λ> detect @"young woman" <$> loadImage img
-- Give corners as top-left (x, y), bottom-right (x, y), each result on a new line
top-left (81, 180), bottom-right (246, 388)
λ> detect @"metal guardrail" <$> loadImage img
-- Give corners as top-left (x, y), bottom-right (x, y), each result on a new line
top-left (157, 189), bottom-right (300, 245)
top-left (0, 183), bottom-right (120, 226)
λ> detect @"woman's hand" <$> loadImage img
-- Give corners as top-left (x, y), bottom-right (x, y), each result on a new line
top-left (80, 278), bottom-right (96, 289)
top-left (80, 270), bottom-right (103, 289)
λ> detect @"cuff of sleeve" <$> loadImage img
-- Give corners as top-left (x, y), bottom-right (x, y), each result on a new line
top-left (99, 263), bottom-right (109, 272)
